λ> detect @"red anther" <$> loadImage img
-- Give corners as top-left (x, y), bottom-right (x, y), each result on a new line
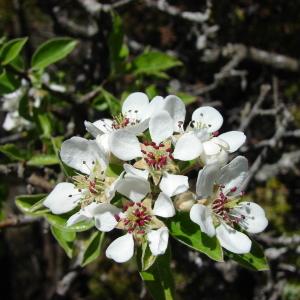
top-left (143, 141), bottom-right (149, 146)
top-left (138, 220), bottom-right (145, 226)
top-left (144, 158), bottom-right (149, 163)
top-left (114, 214), bottom-right (121, 222)
top-left (136, 202), bottom-right (141, 207)
top-left (166, 148), bottom-right (173, 152)
top-left (230, 187), bottom-right (237, 193)
top-left (137, 230), bottom-right (145, 234)
top-left (169, 154), bottom-right (174, 160)
top-left (212, 131), bottom-right (219, 137)
top-left (147, 152), bottom-right (155, 159)
top-left (129, 202), bottom-right (134, 207)
top-left (151, 142), bottom-right (156, 147)
top-left (124, 219), bottom-right (130, 225)
top-left (159, 143), bottom-right (164, 147)
top-left (123, 204), bottom-right (128, 211)
top-left (141, 150), bottom-right (147, 154)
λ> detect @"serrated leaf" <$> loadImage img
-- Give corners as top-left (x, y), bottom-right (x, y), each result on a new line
top-left (31, 38), bottom-right (77, 70)
top-left (81, 231), bottom-right (104, 267)
top-left (51, 225), bottom-right (76, 258)
top-left (0, 37), bottom-right (28, 65)
top-left (15, 194), bottom-right (47, 215)
top-left (27, 154), bottom-right (59, 166)
top-left (132, 51), bottom-right (182, 76)
top-left (45, 213), bottom-right (94, 232)
top-left (226, 240), bottom-right (269, 271)
top-left (167, 212), bottom-right (223, 262)
top-left (0, 143), bottom-right (29, 161)
top-left (139, 246), bottom-right (175, 300)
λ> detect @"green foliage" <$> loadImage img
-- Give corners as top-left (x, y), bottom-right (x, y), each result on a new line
top-left (225, 240), bottom-right (269, 271)
top-left (167, 212), bottom-right (223, 262)
top-left (27, 154), bottom-right (59, 166)
top-left (0, 143), bottom-right (29, 161)
top-left (31, 37), bottom-right (77, 70)
top-left (81, 231), bottom-right (105, 267)
top-left (0, 69), bottom-right (19, 93)
top-left (131, 51), bottom-right (182, 78)
top-left (139, 246), bottom-right (175, 300)
top-left (283, 281), bottom-right (300, 300)
top-left (0, 37), bottom-right (27, 65)
top-left (139, 242), bottom-right (157, 271)
top-left (15, 194), bottom-right (47, 215)
top-left (37, 113), bottom-right (53, 138)
top-left (51, 225), bottom-right (76, 258)
top-left (93, 88), bottom-right (121, 115)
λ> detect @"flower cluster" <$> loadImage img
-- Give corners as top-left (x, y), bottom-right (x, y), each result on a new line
top-left (44, 92), bottom-right (268, 263)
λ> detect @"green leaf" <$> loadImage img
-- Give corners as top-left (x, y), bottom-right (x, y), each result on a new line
top-left (108, 12), bottom-right (128, 75)
top-left (15, 194), bottom-right (47, 215)
top-left (226, 240), bottom-right (269, 271)
top-left (106, 163), bottom-right (123, 177)
top-left (95, 88), bottom-right (121, 115)
top-left (27, 154), bottom-right (59, 166)
top-left (81, 231), bottom-right (104, 267)
top-left (45, 213), bottom-right (94, 232)
top-left (0, 37), bottom-right (28, 65)
top-left (139, 246), bottom-right (175, 300)
top-left (51, 225), bottom-right (76, 258)
top-left (0, 143), bottom-right (29, 161)
top-left (31, 37), bottom-right (77, 70)
top-left (167, 212), bottom-right (223, 262)
top-left (0, 70), bottom-right (19, 94)
top-left (132, 51), bottom-right (182, 76)
top-left (37, 113), bottom-right (52, 138)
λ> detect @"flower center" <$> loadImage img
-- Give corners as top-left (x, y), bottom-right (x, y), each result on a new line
top-left (141, 141), bottom-right (174, 170)
top-left (211, 186), bottom-right (245, 226)
top-left (116, 202), bottom-right (152, 235)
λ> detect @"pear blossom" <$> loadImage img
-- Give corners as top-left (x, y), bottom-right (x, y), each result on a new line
top-left (84, 92), bottom-right (151, 157)
top-left (105, 196), bottom-right (175, 263)
top-left (43, 136), bottom-right (150, 226)
top-left (173, 106), bottom-right (246, 165)
top-left (189, 156), bottom-right (268, 254)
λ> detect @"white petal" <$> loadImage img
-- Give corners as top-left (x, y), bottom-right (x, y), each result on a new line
top-left (218, 131), bottom-right (246, 153)
top-left (233, 202), bottom-right (268, 234)
top-left (67, 211), bottom-right (89, 226)
top-left (173, 133), bottom-right (203, 161)
top-left (159, 173), bottom-right (189, 197)
top-left (93, 203), bottom-right (120, 232)
top-left (106, 233), bottom-right (135, 263)
top-left (105, 174), bottom-right (124, 201)
top-left (149, 96), bottom-right (165, 116)
top-left (117, 175), bottom-right (150, 202)
top-left (125, 118), bottom-right (149, 135)
top-left (122, 92), bottom-right (149, 121)
top-left (196, 164), bottom-right (220, 198)
top-left (203, 140), bottom-right (222, 155)
top-left (109, 130), bottom-right (142, 161)
top-left (85, 119), bottom-right (113, 136)
top-left (123, 163), bottom-right (149, 180)
top-left (217, 156), bottom-right (248, 194)
top-left (163, 95), bottom-right (186, 132)
top-left (96, 133), bottom-right (111, 156)
top-left (147, 227), bottom-right (169, 256)
top-left (43, 182), bottom-right (81, 214)
top-left (190, 204), bottom-right (215, 237)
top-left (60, 136), bottom-right (108, 174)
top-left (201, 149), bottom-right (229, 166)
top-left (216, 223), bottom-right (252, 254)
top-left (153, 192), bottom-right (175, 218)
top-left (149, 111), bottom-right (173, 144)
top-left (192, 106), bottom-right (223, 133)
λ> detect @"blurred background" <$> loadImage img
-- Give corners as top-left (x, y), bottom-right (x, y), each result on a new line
top-left (0, 0), bottom-right (299, 299)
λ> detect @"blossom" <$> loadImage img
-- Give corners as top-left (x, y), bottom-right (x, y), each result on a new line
top-left (173, 106), bottom-right (246, 165)
top-left (84, 92), bottom-right (151, 157)
top-left (189, 156), bottom-right (268, 254)
top-left (43, 136), bottom-right (150, 225)
top-left (105, 196), bottom-right (175, 263)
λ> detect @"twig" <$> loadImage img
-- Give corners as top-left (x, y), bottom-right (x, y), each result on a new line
top-left (0, 215), bottom-right (41, 229)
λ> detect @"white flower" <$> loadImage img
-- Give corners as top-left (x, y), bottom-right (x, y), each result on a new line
top-left (84, 92), bottom-right (151, 157)
top-left (43, 137), bottom-right (151, 224)
top-left (173, 106), bottom-right (246, 165)
top-left (106, 196), bottom-right (174, 263)
top-left (189, 156), bottom-right (268, 254)
top-left (1, 86), bottom-right (31, 131)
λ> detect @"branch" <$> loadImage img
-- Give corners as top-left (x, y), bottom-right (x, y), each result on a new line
top-left (0, 215), bottom-right (41, 229)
